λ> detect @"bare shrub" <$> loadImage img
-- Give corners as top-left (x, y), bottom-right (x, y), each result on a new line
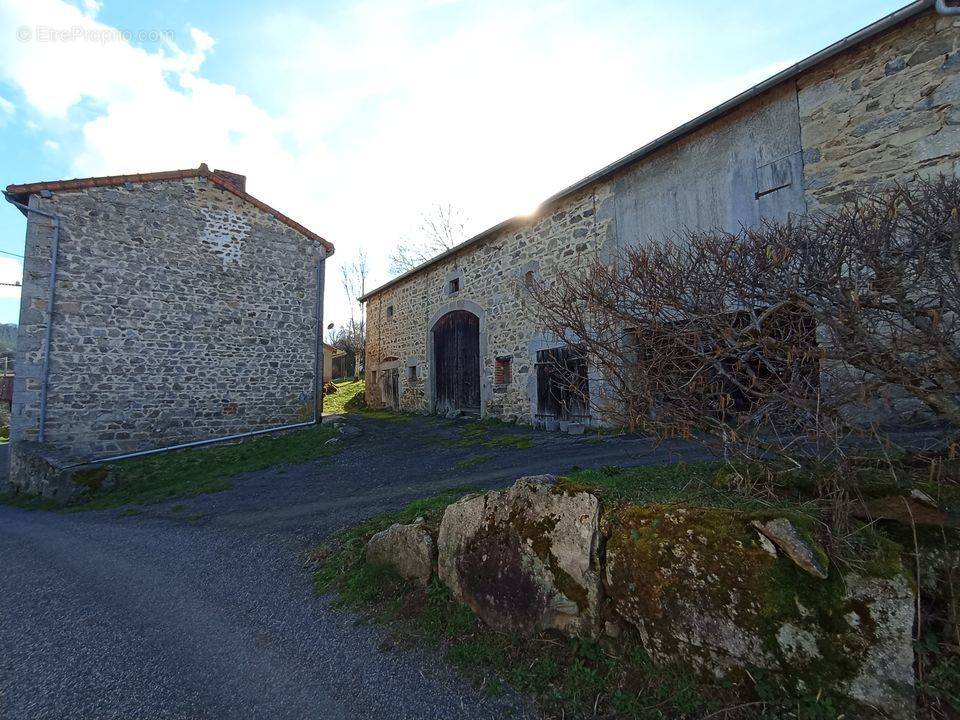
top-left (529, 177), bottom-right (960, 462)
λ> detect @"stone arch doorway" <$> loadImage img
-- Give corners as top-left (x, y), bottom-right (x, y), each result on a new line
top-left (431, 309), bottom-right (480, 416)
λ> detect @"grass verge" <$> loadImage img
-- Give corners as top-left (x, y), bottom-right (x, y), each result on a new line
top-left (322, 379), bottom-right (414, 422)
top-left (323, 378), bottom-right (366, 415)
top-left (2, 422), bottom-right (341, 511)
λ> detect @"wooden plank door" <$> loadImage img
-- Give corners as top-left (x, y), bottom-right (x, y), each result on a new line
top-left (433, 310), bottom-right (480, 414)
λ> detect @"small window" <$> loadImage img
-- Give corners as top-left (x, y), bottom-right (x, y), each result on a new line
top-left (386, 305), bottom-right (394, 318)
top-left (523, 270), bottom-right (535, 289)
top-left (371, 370), bottom-right (378, 384)
top-left (448, 277), bottom-right (460, 294)
top-left (495, 357), bottom-right (512, 385)
top-left (408, 365), bottom-right (418, 382)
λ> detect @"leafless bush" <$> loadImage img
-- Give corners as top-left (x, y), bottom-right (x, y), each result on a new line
top-left (530, 177), bottom-right (960, 462)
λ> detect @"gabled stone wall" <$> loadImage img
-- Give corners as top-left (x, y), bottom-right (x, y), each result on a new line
top-left (365, 8), bottom-right (960, 426)
top-left (365, 187), bottom-right (608, 421)
top-left (12, 177), bottom-right (325, 465)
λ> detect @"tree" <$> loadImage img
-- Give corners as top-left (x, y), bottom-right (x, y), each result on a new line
top-left (328, 320), bottom-right (364, 379)
top-left (389, 204), bottom-right (467, 275)
top-left (339, 249), bottom-right (369, 378)
top-left (529, 177), bottom-right (960, 462)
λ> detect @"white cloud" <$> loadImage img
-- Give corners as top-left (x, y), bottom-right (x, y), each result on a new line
top-left (0, 94), bottom-right (12, 126)
top-left (0, 0), bottom-right (793, 327)
top-left (43, 139), bottom-right (59, 151)
top-left (78, 0), bottom-right (101, 17)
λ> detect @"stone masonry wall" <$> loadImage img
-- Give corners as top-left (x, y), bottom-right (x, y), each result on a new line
top-left (366, 186), bottom-right (610, 421)
top-left (12, 177), bottom-right (325, 461)
top-left (799, 10), bottom-right (960, 208)
top-left (365, 8), bottom-right (960, 426)
top-left (798, 10), bottom-right (960, 426)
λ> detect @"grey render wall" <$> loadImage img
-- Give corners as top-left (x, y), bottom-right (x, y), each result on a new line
top-left (605, 82), bottom-right (806, 258)
top-left (12, 177), bottom-right (325, 461)
top-left (365, 9), bottom-right (960, 426)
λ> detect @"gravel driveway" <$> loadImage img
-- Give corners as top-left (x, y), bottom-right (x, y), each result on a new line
top-left (0, 415), bottom-right (710, 720)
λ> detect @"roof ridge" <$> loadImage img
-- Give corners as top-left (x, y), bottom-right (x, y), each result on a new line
top-left (5, 164), bottom-right (334, 254)
top-left (358, 0), bottom-right (932, 301)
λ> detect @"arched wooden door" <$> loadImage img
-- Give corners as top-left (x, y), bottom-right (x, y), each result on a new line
top-left (432, 310), bottom-right (480, 415)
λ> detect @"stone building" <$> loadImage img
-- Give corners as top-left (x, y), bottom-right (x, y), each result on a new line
top-left (323, 342), bottom-right (345, 383)
top-left (362, 1), bottom-right (960, 426)
top-left (3, 165), bottom-right (332, 496)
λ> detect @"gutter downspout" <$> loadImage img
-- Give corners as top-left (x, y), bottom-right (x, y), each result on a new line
top-left (3, 193), bottom-right (60, 444)
top-left (315, 257), bottom-right (325, 424)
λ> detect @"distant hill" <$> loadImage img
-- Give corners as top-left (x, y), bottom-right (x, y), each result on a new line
top-left (0, 324), bottom-right (16, 354)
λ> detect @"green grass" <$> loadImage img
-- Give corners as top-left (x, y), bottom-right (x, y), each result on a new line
top-left (439, 422), bottom-right (534, 449)
top-left (2, 422), bottom-right (342, 512)
top-left (322, 378), bottom-right (414, 422)
top-left (455, 453), bottom-right (492, 470)
top-left (323, 378), bottom-right (366, 415)
top-left (358, 408), bottom-right (414, 422)
top-left (0, 494), bottom-right (62, 511)
top-left (559, 462), bottom-right (757, 509)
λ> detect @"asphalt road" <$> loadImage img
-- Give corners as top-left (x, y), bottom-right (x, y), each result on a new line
top-left (0, 415), bottom-right (711, 720)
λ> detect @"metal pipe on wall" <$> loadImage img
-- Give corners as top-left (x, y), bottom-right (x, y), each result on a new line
top-left (3, 194), bottom-right (61, 444)
top-left (314, 257), bottom-right (326, 424)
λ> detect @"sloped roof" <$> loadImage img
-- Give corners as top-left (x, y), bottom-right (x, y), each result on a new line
top-left (4, 163), bottom-right (334, 254)
top-left (359, 0), bottom-right (933, 301)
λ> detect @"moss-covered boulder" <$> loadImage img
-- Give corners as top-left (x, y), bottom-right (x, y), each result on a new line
top-left (437, 475), bottom-right (602, 638)
top-left (365, 519), bottom-right (435, 587)
top-left (604, 505), bottom-right (915, 719)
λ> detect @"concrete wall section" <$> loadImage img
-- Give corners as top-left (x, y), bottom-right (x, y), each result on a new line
top-left (607, 83), bottom-right (807, 255)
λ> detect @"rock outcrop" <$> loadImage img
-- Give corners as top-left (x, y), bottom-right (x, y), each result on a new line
top-left (437, 475), bottom-right (602, 638)
top-left (604, 504), bottom-right (916, 719)
top-left (365, 520), bottom-right (435, 587)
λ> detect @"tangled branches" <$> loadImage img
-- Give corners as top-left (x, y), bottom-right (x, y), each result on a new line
top-left (530, 177), bottom-right (960, 461)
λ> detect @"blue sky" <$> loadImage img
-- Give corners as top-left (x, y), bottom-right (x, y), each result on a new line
top-left (0, 0), bottom-right (909, 328)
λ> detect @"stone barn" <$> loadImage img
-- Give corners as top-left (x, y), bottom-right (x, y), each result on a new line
top-left (3, 165), bottom-right (333, 497)
top-left (362, 1), bottom-right (960, 426)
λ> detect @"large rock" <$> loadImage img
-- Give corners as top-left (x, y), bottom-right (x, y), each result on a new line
top-left (842, 574), bottom-right (916, 720)
top-left (365, 520), bottom-right (435, 587)
top-left (604, 505), bottom-right (915, 718)
top-left (437, 475), bottom-right (602, 638)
